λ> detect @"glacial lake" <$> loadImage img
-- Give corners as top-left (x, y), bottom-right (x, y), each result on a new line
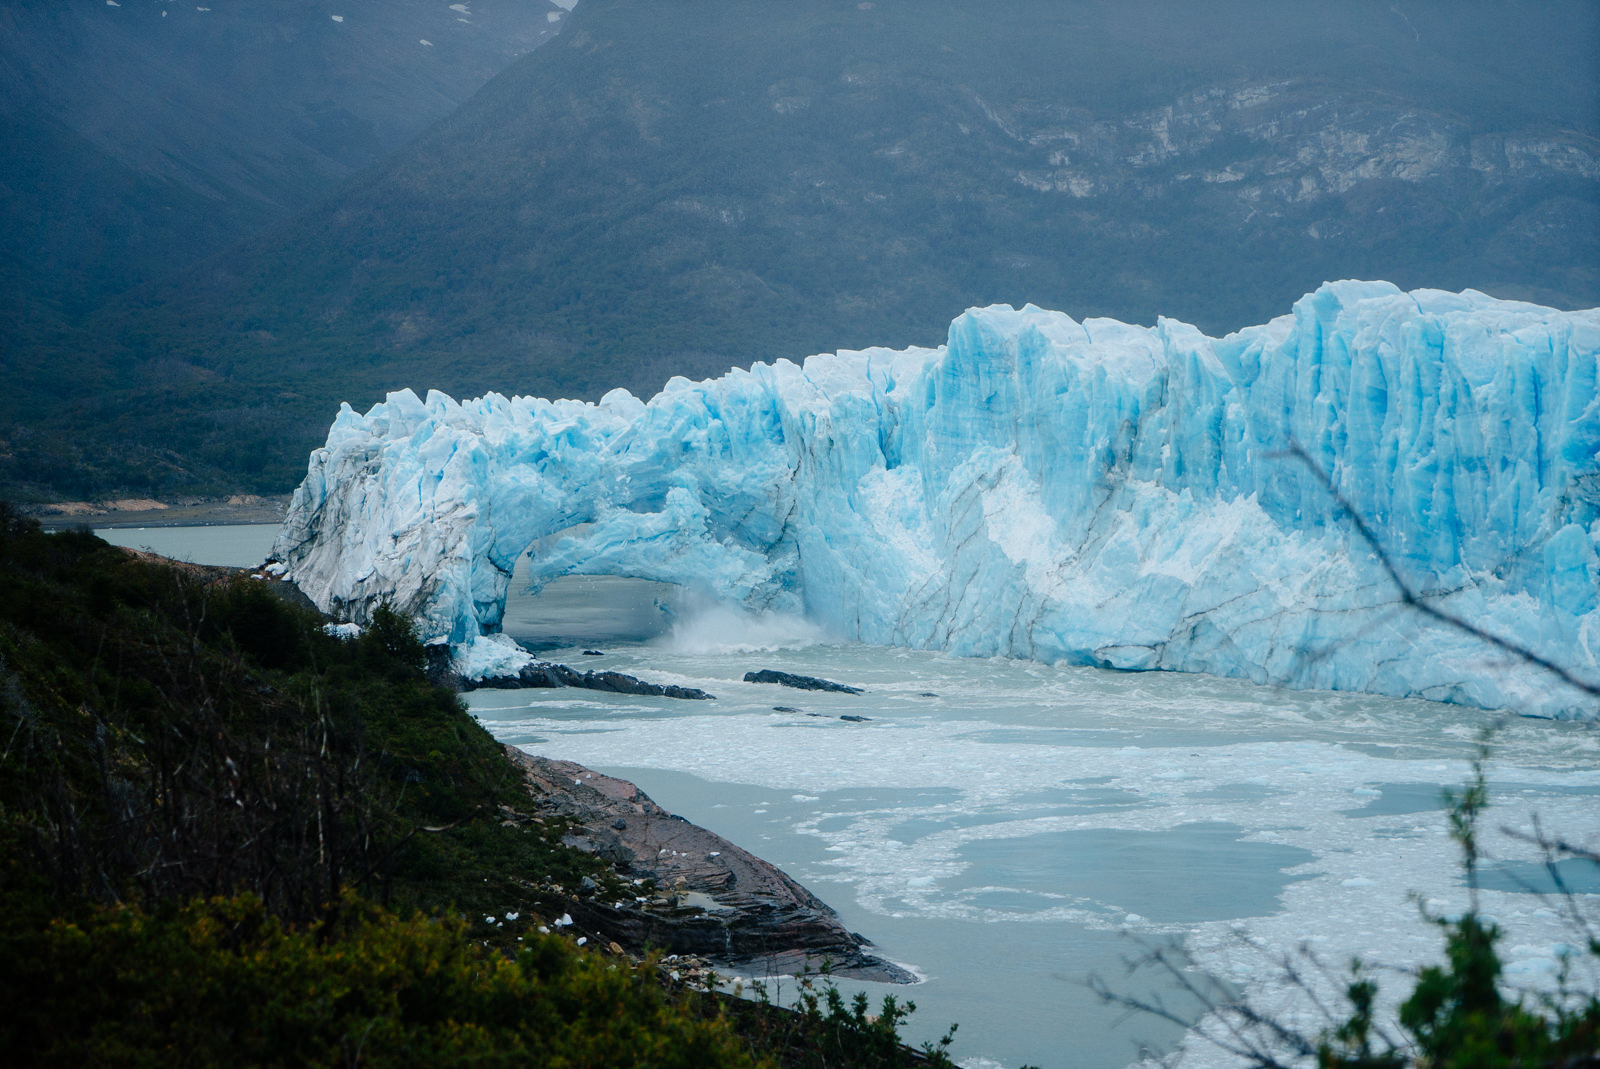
top-left (117, 527), bottom-right (1600, 1069)
top-left (93, 522), bottom-right (280, 568)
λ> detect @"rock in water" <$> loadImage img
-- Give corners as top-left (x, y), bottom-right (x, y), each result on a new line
top-left (463, 660), bottom-right (715, 701)
top-left (743, 669), bottom-right (864, 694)
top-left (274, 283), bottom-right (1600, 718)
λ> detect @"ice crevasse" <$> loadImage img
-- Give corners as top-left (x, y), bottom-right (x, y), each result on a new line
top-left (274, 281), bottom-right (1600, 718)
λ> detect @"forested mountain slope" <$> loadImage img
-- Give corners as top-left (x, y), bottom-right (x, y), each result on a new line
top-left (1, 0), bottom-right (570, 319)
top-left (8, 0), bottom-right (1597, 498)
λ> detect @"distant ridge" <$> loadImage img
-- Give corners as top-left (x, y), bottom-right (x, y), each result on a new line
top-left (7, 0), bottom-right (1597, 499)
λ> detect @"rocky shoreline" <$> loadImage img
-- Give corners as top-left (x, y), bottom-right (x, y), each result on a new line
top-left (433, 650), bottom-right (901, 979)
top-left (506, 749), bottom-right (912, 984)
top-left (135, 550), bottom-right (900, 984)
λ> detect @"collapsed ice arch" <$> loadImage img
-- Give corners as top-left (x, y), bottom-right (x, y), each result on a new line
top-left (273, 281), bottom-right (1600, 718)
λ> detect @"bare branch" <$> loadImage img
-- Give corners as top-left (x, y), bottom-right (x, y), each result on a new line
top-left (1276, 441), bottom-right (1600, 702)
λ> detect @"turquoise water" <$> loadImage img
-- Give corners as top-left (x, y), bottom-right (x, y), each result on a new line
top-left (111, 530), bottom-right (1600, 1069)
top-left (93, 523), bottom-right (279, 568)
top-left (469, 581), bottom-right (1600, 1069)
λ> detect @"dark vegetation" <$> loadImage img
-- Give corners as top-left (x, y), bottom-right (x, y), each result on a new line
top-left (0, 510), bottom-right (611, 926)
top-left (0, 507), bottom-right (953, 1067)
top-left (0, 0), bottom-right (568, 505)
top-left (6, 0), bottom-right (1597, 501)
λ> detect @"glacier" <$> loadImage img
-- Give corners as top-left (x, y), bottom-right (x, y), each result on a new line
top-left (272, 281), bottom-right (1600, 718)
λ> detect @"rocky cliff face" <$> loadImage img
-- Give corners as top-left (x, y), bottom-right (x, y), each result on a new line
top-left (1007, 82), bottom-right (1599, 210)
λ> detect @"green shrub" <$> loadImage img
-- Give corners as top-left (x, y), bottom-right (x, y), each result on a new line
top-left (0, 506), bottom-right (615, 923)
top-left (1317, 742), bottom-right (1600, 1069)
top-left (0, 892), bottom-right (765, 1068)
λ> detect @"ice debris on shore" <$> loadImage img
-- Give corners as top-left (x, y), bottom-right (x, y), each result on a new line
top-left (273, 282), bottom-right (1600, 717)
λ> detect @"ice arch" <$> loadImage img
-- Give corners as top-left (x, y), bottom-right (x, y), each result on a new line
top-left (274, 282), bottom-right (1600, 717)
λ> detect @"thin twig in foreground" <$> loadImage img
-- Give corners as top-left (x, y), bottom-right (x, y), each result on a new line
top-left (1277, 441), bottom-right (1600, 702)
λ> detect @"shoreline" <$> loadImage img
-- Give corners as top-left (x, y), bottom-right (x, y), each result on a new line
top-left (29, 495), bottom-right (291, 530)
top-left (507, 750), bottom-right (913, 984)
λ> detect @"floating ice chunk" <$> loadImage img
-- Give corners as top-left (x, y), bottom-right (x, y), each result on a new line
top-left (452, 632), bottom-right (536, 679)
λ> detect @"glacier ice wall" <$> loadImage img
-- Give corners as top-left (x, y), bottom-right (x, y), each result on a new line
top-left (274, 281), bottom-right (1600, 717)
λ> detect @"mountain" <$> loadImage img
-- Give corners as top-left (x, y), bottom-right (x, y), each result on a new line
top-left (0, 0), bottom-right (573, 498)
top-left (273, 282), bottom-right (1600, 718)
top-left (8, 0), bottom-right (1598, 498)
top-left (1, 0), bottom-right (572, 321)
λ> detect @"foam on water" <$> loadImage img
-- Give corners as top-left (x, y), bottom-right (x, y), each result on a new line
top-left (466, 641), bottom-right (1599, 1069)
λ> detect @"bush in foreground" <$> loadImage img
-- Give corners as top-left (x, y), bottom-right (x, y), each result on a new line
top-left (0, 891), bottom-right (759, 1068)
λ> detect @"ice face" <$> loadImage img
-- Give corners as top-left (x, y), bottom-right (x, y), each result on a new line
top-left (273, 281), bottom-right (1600, 717)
